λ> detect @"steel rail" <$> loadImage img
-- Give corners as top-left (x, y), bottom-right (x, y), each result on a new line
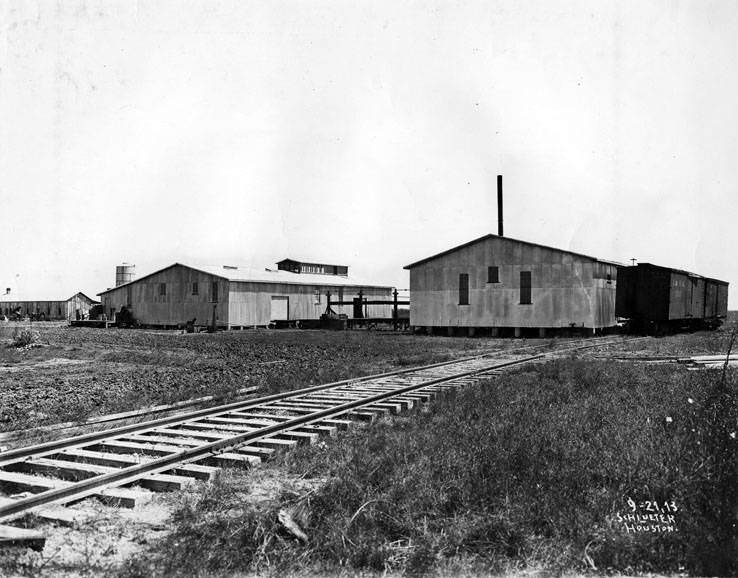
top-left (0, 336), bottom-right (617, 464)
top-left (0, 336), bottom-right (638, 522)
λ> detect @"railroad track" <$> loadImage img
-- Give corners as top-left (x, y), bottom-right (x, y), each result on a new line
top-left (0, 336), bottom-right (638, 544)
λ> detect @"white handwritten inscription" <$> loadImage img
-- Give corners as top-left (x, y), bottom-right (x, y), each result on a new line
top-left (612, 498), bottom-right (679, 533)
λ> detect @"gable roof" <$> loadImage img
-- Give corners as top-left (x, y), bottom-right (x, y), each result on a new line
top-left (404, 233), bottom-right (623, 269)
top-left (98, 263), bottom-right (392, 296)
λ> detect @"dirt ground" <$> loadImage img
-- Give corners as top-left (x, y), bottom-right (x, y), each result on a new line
top-left (0, 324), bottom-right (514, 433)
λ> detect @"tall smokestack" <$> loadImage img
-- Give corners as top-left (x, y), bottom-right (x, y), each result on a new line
top-left (497, 174), bottom-right (504, 236)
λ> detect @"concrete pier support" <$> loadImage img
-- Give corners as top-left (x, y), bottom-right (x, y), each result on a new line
top-left (468, 327), bottom-right (475, 337)
top-left (447, 326), bottom-right (454, 337)
top-left (491, 327), bottom-right (499, 337)
top-left (514, 327), bottom-right (522, 338)
top-left (539, 327), bottom-right (546, 338)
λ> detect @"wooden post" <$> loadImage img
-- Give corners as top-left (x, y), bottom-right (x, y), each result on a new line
top-left (491, 327), bottom-right (499, 337)
top-left (326, 290), bottom-right (331, 314)
top-left (447, 326), bottom-right (454, 337)
top-left (514, 327), bottom-right (522, 338)
top-left (210, 303), bottom-right (217, 333)
top-left (393, 289), bottom-right (398, 331)
top-left (539, 327), bottom-right (546, 338)
top-left (468, 327), bottom-right (475, 337)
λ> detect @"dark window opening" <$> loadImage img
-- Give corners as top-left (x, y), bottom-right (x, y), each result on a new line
top-left (520, 271), bottom-right (532, 304)
top-left (459, 273), bottom-right (469, 305)
top-left (488, 266), bottom-right (500, 283)
top-left (192, 282), bottom-right (199, 295)
top-left (606, 273), bottom-right (612, 284)
top-left (159, 283), bottom-right (166, 296)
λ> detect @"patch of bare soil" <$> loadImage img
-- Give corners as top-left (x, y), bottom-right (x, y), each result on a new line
top-left (0, 359), bottom-right (91, 373)
top-left (0, 495), bottom-right (170, 577)
top-left (0, 465), bottom-right (323, 577)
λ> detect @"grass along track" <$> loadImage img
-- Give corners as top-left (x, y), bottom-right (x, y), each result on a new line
top-left (0, 336), bottom-right (640, 545)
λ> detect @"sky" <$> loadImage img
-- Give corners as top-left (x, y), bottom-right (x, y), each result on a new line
top-left (1, 0), bottom-right (737, 306)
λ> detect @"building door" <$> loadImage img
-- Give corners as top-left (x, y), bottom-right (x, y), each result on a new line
top-left (270, 296), bottom-right (289, 321)
top-left (353, 297), bottom-right (363, 318)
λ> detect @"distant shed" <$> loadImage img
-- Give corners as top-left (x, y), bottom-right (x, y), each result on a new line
top-left (276, 258), bottom-right (349, 277)
top-left (0, 291), bottom-right (99, 321)
top-left (404, 234), bottom-right (621, 335)
top-left (97, 263), bottom-right (394, 328)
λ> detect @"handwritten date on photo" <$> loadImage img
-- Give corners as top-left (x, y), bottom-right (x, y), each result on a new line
top-left (612, 498), bottom-right (678, 534)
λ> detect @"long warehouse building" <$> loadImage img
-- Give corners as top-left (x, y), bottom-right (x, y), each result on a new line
top-left (98, 261), bottom-right (394, 328)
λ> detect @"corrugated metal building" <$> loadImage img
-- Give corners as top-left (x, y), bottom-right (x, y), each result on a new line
top-left (0, 290), bottom-right (99, 321)
top-left (97, 262), bottom-right (394, 328)
top-left (404, 234), bottom-right (620, 335)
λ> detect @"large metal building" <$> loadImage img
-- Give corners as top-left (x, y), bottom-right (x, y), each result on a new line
top-left (97, 262), bottom-right (394, 329)
top-left (404, 234), bottom-right (620, 336)
top-left (0, 290), bottom-right (99, 321)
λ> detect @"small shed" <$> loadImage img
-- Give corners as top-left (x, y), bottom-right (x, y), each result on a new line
top-left (404, 234), bottom-right (621, 336)
top-left (98, 263), bottom-right (394, 328)
top-left (0, 290), bottom-right (99, 321)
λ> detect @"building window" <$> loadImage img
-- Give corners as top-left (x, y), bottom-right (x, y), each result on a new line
top-left (314, 289), bottom-right (321, 305)
top-left (487, 266), bottom-right (500, 283)
top-left (606, 273), bottom-right (612, 285)
top-left (159, 283), bottom-right (166, 296)
top-left (459, 273), bottom-right (469, 305)
top-left (192, 282), bottom-right (199, 296)
top-left (211, 282), bottom-right (218, 302)
top-left (520, 271), bottom-right (532, 304)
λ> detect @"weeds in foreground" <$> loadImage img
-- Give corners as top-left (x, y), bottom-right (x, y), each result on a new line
top-left (10, 328), bottom-right (42, 348)
top-left (119, 359), bottom-right (737, 577)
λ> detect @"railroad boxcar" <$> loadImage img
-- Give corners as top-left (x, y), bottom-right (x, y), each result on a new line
top-left (615, 263), bottom-right (728, 333)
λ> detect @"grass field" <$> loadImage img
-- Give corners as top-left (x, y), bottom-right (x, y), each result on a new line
top-left (1, 321), bottom-right (735, 577)
top-left (116, 338), bottom-right (736, 576)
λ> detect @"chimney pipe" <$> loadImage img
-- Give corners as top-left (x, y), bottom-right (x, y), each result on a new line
top-left (497, 174), bottom-right (504, 237)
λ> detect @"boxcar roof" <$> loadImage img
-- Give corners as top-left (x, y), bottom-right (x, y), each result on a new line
top-left (403, 233), bottom-right (623, 269)
top-left (98, 263), bottom-right (393, 296)
top-left (634, 263), bottom-right (729, 285)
